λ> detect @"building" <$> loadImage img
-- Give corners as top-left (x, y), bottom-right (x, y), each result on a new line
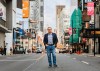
top-left (56, 5), bottom-right (65, 43)
top-left (59, 8), bottom-right (71, 46)
top-left (5, 0), bottom-right (23, 54)
top-left (70, 0), bottom-right (78, 14)
top-left (79, 0), bottom-right (100, 54)
top-left (34, 0), bottom-right (44, 32)
top-left (0, 0), bottom-right (13, 54)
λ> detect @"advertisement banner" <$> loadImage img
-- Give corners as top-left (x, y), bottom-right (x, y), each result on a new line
top-left (0, 3), bottom-right (6, 21)
top-left (22, 0), bottom-right (29, 18)
top-left (87, 2), bottom-right (94, 15)
top-left (68, 27), bottom-right (72, 35)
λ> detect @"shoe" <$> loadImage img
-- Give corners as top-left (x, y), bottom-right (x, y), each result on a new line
top-left (54, 64), bottom-right (57, 67)
top-left (48, 65), bottom-right (52, 68)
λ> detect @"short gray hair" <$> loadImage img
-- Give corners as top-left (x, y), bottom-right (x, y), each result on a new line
top-left (47, 27), bottom-right (52, 30)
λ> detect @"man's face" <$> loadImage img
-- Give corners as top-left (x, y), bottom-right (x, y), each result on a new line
top-left (47, 27), bottom-right (52, 33)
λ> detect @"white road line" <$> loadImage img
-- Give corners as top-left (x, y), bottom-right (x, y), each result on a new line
top-left (23, 61), bottom-right (36, 71)
top-left (6, 55), bottom-right (31, 59)
top-left (0, 54), bottom-right (45, 62)
top-left (22, 54), bottom-right (45, 71)
top-left (73, 58), bottom-right (76, 60)
top-left (81, 61), bottom-right (89, 65)
top-left (0, 59), bottom-right (37, 62)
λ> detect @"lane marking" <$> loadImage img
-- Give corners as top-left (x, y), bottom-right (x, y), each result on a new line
top-left (0, 59), bottom-right (37, 62)
top-left (81, 61), bottom-right (89, 65)
top-left (22, 54), bottom-right (45, 71)
top-left (6, 54), bottom-right (34, 59)
top-left (73, 58), bottom-right (76, 60)
top-left (0, 54), bottom-right (45, 62)
top-left (23, 61), bottom-right (36, 71)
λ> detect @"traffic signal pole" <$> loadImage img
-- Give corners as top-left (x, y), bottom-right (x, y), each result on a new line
top-left (94, 2), bottom-right (96, 56)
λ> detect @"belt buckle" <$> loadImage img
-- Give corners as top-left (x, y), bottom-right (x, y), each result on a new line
top-left (48, 44), bottom-right (53, 46)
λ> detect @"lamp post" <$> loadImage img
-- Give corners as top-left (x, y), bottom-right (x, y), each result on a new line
top-left (93, 0), bottom-right (99, 56)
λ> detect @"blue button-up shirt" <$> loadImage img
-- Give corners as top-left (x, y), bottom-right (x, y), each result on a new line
top-left (48, 33), bottom-right (53, 44)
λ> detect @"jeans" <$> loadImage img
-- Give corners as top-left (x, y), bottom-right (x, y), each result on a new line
top-left (46, 45), bottom-right (56, 65)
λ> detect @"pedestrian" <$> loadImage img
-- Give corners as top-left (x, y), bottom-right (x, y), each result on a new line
top-left (10, 47), bottom-right (13, 55)
top-left (70, 48), bottom-right (72, 54)
top-left (43, 27), bottom-right (58, 68)
top-left (4, 47), bottom-right (6, 55)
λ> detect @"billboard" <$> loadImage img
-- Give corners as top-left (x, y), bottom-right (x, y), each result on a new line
top-left (0, 2), bottom-right (6, 21)
top-left (87, 2), bottom-right (94, 15)
top-left (22, 0), bottom-right (29, 18)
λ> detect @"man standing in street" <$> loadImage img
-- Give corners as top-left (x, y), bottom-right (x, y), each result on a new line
top-left (43, 27), bottom-right (58, 68)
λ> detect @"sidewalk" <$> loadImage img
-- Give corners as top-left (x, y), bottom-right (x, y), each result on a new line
top-left (82, 53), bottom-right (100, 58)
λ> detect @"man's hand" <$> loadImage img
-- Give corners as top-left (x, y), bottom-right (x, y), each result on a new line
top-left (45, 44), bottom-right (48, 46)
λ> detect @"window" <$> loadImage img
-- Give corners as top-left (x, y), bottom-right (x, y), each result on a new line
top-left (85, 0), bottom-right (92, 3)
top-left (41, 0), bottom-right (43, 2)
top-left (40, 6), bottom-right (44, 17)
top-left (40, 21), bottom-right (44, 31)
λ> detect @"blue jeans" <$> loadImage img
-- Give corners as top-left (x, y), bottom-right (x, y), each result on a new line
top-left (46, 45), bottom-right (56, 65)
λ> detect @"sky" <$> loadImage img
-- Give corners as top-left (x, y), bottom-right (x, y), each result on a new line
top-left (44, 0), bottom-right (71, 29)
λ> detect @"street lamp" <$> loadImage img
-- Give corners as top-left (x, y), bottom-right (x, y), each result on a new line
top-left (93, 0), bottom-right (99, 56)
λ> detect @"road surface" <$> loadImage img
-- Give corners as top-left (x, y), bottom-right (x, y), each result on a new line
top-left (0, 53), bottom-right (100, 71)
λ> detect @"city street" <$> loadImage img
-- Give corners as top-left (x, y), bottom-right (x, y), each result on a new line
top-left (0, 53), bottom-right (100, 71)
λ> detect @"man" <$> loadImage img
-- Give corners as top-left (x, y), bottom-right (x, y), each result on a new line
top-left (43, 27), bottom-right (58, 68)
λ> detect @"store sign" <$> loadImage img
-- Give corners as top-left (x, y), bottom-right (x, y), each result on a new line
top-left (22, 0), bottom-right (29, 18)
top-left (68, 27), bottom-right (72, 35)
top-left (0, 3), bottom-right (6, 21)
top-left (91, 31), bottom-right (100, 35)
top-left (87, 2), bottom-right (94, 15)
top-left (83, 29), bottom-right (100, 38)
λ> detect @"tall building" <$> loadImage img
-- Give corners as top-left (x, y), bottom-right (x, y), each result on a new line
top-left (0, 0), bottom-right (12, 52)
top-left (78, 0), bottom-right (100, 54)
top-left (59, 8), bottom-right (71, 46)
top-left (5, 0), bottom-right (23, 54)
top-left (56, 5), bottom-right (65, 43)
top-left (29, 0), bottom-right (44, 49)
top-left (34, 0), bottom-right (44, 32)
top-left (70, 0), bottom-right (78, 14)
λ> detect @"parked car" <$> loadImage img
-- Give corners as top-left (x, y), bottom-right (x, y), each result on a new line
top-left (59, 48), bottom-right (68, 53)
top-left (0, 48), bottom-right (6, 55)
top-left (13, 46), bottom-right (26, 54)
top-left (0, 48), bottom-right (3, 55)
top-left (36, 47), bottom-right (42, 53)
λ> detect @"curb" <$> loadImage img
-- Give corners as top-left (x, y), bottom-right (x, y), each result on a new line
top-left (75, 53), bottom-right (100, 58)
top-left (82, 53), bottom-right (100, 58)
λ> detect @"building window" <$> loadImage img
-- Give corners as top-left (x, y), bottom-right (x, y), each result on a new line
top-left (41, 0), bottom-right (43, 2)
top-left (85, 0), bottom-right (92, 3)
top-left (40, 6), bottom-right (44, 17)
top-left (40, 21), bottom-right (44, 31)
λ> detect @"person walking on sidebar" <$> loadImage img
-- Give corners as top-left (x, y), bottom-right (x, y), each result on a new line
top-left (43, 27), bottom-right (58, 68)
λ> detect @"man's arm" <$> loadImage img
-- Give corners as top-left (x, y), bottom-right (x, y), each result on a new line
top-left (43, 34), bottom-right (46, 46)
top-left (55, 34), bottom-right (58, 44)
top-left (54, 33), bottom-right (58, 47)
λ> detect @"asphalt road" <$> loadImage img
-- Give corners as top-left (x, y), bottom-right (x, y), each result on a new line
top-left (0, 53), bottom-right (100, 71)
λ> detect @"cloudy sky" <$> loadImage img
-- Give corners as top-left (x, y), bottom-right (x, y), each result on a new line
top-left (44, 0), bottom-right (71, 29)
